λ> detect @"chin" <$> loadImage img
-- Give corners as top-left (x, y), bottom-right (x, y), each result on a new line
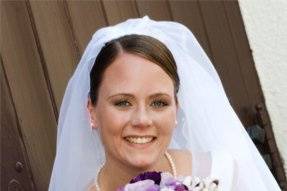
top-left (123, 150), bottom-right (161, 171)
top-left (128, 159), bottom-right (156, 171)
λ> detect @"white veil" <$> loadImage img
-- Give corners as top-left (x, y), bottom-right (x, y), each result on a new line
top-left (49, 16), bottom-right (281, 191)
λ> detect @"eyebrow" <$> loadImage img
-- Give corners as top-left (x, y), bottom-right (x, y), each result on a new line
top-left (107, 92), bottom-right (172, 100)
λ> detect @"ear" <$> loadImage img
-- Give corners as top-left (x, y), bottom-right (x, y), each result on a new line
top-left (87, 98), bottom-right (98, 129)
top-left (175, 97), bottom-right (179, 128)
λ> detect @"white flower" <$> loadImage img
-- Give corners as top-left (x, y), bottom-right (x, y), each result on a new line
top-left (182, 176), bottom-right (192, 185)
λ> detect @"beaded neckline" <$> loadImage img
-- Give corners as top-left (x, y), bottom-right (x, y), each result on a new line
top-left (94, 151), bottom-right (177, 191)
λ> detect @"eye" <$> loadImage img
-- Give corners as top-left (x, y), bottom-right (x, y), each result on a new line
top-left (114, 100), bottom-right (132, 108)
top-left (151, 100), bottom-right (169, 108)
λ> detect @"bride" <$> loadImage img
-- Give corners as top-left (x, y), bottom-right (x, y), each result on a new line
top-left (48, 16), bottom-right (281, 191)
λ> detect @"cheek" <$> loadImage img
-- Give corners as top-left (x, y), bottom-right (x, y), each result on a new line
top-left (98, 113), bottom-right (127, 153)
top-left (97, 107), bottom-right (130, 138)
top-left (154, 109), bottom-right (177, 134)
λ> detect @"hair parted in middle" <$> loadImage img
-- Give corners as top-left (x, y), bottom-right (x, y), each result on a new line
top-left (89, 34), bottom-right (180, 105)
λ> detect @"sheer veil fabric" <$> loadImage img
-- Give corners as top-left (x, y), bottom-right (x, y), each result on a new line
top-left (49, 16), bottom-right (281, 190)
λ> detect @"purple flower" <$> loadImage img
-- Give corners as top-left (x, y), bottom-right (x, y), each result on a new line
top-left (146, 184), bottom-right (160, 191)
top-left (174, 184), bottom-right (188, 191)
top-left (130, 171), bottom-right (161, 185)
top-left (160, 172), bottom-right (175, 186)
top-left (119, 171), bottom-right (219, 191)
top-left (124, 180), bottom-right (160, 191)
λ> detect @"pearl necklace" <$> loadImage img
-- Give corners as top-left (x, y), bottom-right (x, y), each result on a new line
top-left (94, 151), bottom-right (177, 191)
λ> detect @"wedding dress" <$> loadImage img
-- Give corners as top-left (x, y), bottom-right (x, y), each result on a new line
top-left (49, 16), bottom-right (281, 191)
top-left (87, 150), bottom-right (236, 191)
top-left (191, 151), bottom-right (237, 191)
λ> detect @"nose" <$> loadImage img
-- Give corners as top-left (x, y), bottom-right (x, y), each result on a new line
top-left (131, 106), bottom-right (152, 128)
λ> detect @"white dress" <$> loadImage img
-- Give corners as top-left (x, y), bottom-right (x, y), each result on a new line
top-left (192, 150), bottom-right (238, 191)
top-left (88, 150), bottom-right (237, 191)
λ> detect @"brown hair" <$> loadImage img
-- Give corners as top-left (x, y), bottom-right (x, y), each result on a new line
top-left (89, 34), bottom-right (180, 105)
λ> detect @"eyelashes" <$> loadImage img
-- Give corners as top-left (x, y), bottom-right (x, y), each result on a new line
top-left (114, 100), bottom-right (132, 107)
top-left (113, 99), bottom-right (170, 109)
top-left (150, 100), bottom-right (169, 108)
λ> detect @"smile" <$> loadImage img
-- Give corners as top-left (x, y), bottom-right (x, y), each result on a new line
top-left (124, 136), bottom-right (155, 144)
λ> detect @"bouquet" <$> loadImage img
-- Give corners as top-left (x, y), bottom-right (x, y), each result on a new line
top-left (117, 171), bottom-right (219, 191)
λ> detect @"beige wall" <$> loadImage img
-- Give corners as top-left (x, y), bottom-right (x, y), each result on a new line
top-left (239, 0), bottom-right (287, 175)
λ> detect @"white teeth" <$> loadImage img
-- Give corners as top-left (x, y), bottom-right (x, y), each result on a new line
top-left (125, 137), bottom-right (154, 144)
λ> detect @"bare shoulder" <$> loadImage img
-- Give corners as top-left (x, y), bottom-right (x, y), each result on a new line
top-left (168, 149), bottom-right (193, 176)
top-left (168, 149), bottom-right (192, 160)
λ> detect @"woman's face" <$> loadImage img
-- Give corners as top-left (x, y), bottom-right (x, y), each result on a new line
top-left (88, 52), bottom-right (177, 170)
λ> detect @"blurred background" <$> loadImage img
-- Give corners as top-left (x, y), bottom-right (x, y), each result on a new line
top-left (1, 0), bottom-right (286, 190)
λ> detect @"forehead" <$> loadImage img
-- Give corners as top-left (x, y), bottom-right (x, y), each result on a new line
top-left (99, 53), bottom-right (174, 96)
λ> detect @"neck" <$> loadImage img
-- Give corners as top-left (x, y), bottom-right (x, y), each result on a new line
top-left (98, 151), bottom-right (173, 191)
